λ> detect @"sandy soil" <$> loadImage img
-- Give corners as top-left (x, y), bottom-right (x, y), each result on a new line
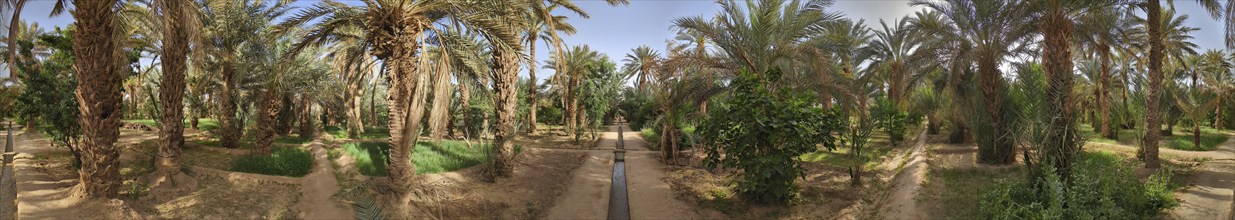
top-left (368, 147), bottom-right (588, 219)
top-left (13, 128), bottom-right (300, 219)
top-left (880, 130), bottom-right (930, 219)
top-left (294, 139), bottom-right (352, 219)
top-left (543, 151), bottom-right (613, 219)
top-left (1165, 135), bottom-right (1235, 220)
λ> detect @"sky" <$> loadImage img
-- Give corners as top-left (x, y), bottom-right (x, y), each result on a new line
top-left (1, 0), bottom-right (1231, 81)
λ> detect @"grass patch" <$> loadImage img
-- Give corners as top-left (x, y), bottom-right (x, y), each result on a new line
top-left (231, 147), bottom-right (314, 177)
top-left (1079, 125), bottom-right (1230, 151)
top-left (799, 131), bottom-right (896, 169)
top-left (122, 118), bottom-right (219, 131)
top-left (275, 136), bottom-right (313, 145)
top-left (340, 140), bottom-right (514, 176)
top-left (326, 126), bottom-right (390, 140)
top-left (924, 151), bottom-right (1186, 219)
top-left (191, 139), bottom-right (256, 149)
top-left (641, 128), bottom-right (659, 150)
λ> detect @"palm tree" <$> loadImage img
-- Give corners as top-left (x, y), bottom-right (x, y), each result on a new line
top-left (57, 0), bottom-right (125, 198)
top-left (282, 0), bottom-right (499, 192)
top-left (199, 0), bottom-right (292, 149)
top-left (1205, 52), bottom-right (1235, 130)
top-left (524, 2), bottom-right (581, 134)
top-left (861, 18), bottom-right (926, 107)
top-left (1135, 5), bottom-right (1200, 168)
top-left (672, 0), bottom-right (842, 80)
top-left (152, 0), bottom-right (201, 187)
top-left (912, 0), bottom-right (1036, 165)
top-left (1076, 5), bottom-right (1134, 139)
top-left (622, 46), bottom-right (660, 93)
top-left (4, 0), bottom-right (27, 82)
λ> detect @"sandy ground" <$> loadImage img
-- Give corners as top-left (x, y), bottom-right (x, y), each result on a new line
top-left (545, 124), bottom-right (700, 219)
top-left (880, 130), bottom-right (930, 219)
top-left (1165, 135), bottom-right (1235, 220)
top-left (294, 139), bottom-right (352, 219)
top-left (543, 151), bottom-right (613, 219)
top-left (13, 128), bottom-right (301, 219)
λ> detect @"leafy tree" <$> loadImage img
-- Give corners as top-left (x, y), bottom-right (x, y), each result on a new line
top-left (699, 69), bottom-right (841, 204)
top-left (17, 28), bottom-right (80, 167)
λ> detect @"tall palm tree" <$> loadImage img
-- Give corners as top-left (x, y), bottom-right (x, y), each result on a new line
top-left (199, 0), bottom-right (292, 149)
top-left (1076, 5), bottom-right (1134, 139)
top-left (524, 3), bottom-right (580, 134)
top-left (861, 18), bottom-right (926, 107)
top-left (152, 0), bottom-right (201, 187)
top-left (1135, 5), bottom-right (1201, 168)
top-left (622, 45), bottom-right (660, 93)
top-left (912, 0), bottom-right (1036, 164)
top-left (282, 0), bottom-right (512, 191)
top-left (4, 0), bottom-right (27, 82)
top-left (55, 0), bottom-right (125, 198)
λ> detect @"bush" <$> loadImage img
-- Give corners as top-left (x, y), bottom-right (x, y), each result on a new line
top-left (699, 70), bottom-right (842, 204)
top-left (463, 104), bottom-right (493, 138)
top-left (232, 147), bottom-right (314, 177)
top-left (640, 128), bottom-right (660, 150)
top-left (980, 152), bottom-right (1178, 219)
top-left (871, 97), bottom-right (909, 143)
top-left (618, 90), bottom-right (657, 130)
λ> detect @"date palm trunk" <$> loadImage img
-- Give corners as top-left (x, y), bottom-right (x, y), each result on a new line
top-left (72, 0), bottom-right (124, 198)
top-left (345, 72), bottom-right (366, 139)
top-left (298, 95), bottom-right (315, 139)
top-left (489, 47), bottom-right (521, 178)
top-left (526, 34), bottom-right (539, 134)
top-left (1040, 5), bottom-right (1077, 180)
top-left (254, 88), bottom-right (281, 156)
top-left (219, 60), bottom-right (240, 149)
top-left (384, 35), bottom-right (430, 194)
top-left (7, 0), bottom-right (25, 82)
top-left (154, 0), bottom-right (189, 187)
top-left (1139, 0), bottom-right (1163, 168)
top-left (975, 55), bottom-right (1014, 164)
top-left (1098, 44), bottom-right (1115, 139)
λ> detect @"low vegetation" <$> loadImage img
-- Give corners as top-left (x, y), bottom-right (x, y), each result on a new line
top-left (340, 140), bottom-right (498, 176)
top-left (231, 147), bottom-right (315, 177)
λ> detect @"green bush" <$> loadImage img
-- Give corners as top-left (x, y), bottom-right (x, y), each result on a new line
top-left (640, 128), bottom-right (660, 150)
top-left (980, 152), bottom-right (1178, 219)
top-left (699, 70), bottom-right (842, 204)
top-left (618, 90), bottom-right (657, 130)
top-left (871, 97), bottom-right (909, 143)
top-left (231, 147), bottom-right (314, 177)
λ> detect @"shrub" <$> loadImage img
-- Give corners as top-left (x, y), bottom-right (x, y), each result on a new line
top-left (640, 128), bottom-right (660, 150)
top-left (871, 97), bottom-right (909, 143)
top-left (979, 152), bottom-right (1178, 219)
top-left (699, 70), bottom-right (842, 204)
top-left (232, 147), bottom-right (314, 177)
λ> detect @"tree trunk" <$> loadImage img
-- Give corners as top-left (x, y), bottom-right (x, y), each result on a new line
top-left (1217, 97), bottom-right (1224, 130)
top-left (7, 0), bottom-right (25, 82)
top-left (927, 114), bottom-right (939, 135)
top-left (298, 95), bottom-right (315, 139)
top-left (427, 54), bottom-right (453, 139)
top-left (72, 0), bottom-right (123, 198)
top-left (345, 70), bottom-right (366, 139)
top-left (1040, 5), bottom-right (1077, 180)
top-left (384, 37), bottom-right (430, 194)
top-left (154, 0), bottom-right (189, 187)
top-left (526, 34), bottom-right (539, 134)
top-left (489, 46), bottom-right (522, 179)
top-left (219, 58), bottom-right (240, 148)
top-left (1098, 44), bottom-right (1115, 139)
top-left (1140, 0), bottom-right (1163, 168)
top-left (276, 94), bottom-right (295, 135)
top-left (254, 88), bottom-right (281, 156)
top-left (975, 56), bottom-right (1014, 165)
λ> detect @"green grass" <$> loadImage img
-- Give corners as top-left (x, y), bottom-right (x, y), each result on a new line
top-left (922, 165), bottom-right (1021, 219)
top-left (340, 140), bottom-right (516, 176)
top-left (191, 139), bottom-right (255, 149)
top-left (231, 147), bottom-right (314, 177)
top-left (799, 131), bottom-right (897, 169)
top-left (1079, 124), bottom-right (1230, 151)
top-left (326, 126), bottom-right (390, 140)
top-left (122, 118), bottom-right (220, 131)
top-left (275, 136), bottom-right (313, 145)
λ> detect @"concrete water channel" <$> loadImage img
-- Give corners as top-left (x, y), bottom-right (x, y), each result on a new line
top-left (607, 123), bottom-right (630, 220)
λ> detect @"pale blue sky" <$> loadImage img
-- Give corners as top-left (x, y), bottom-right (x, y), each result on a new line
top-left (2, 0), bottom-right (1230, 81)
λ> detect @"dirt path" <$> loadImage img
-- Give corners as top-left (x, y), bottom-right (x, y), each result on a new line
top-left (293, 139), bottom-right (352, 219)
top-left (544, 124), bottom-right (696, 219)
top-left (543, 151), bottom-right (613, 219)
top-left (881, 130), bottom-right (930, 219)
top-left (1167, 135), bottom-right (1235, 220)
